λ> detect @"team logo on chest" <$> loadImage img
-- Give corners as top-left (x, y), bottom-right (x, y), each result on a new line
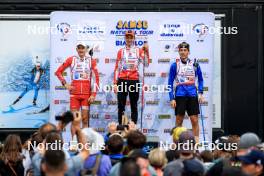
top-left (176, 60), bottom-right (195, 85)
top-left (121, 48), bottom-right (139, 71)
top-left (72, 58), bottom-right (91, 80)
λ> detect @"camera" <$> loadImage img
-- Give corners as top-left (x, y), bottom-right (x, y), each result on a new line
top-left (55, 111), bottom-right (74, 124)
top-left (116, 124), bottom-right (129, 131)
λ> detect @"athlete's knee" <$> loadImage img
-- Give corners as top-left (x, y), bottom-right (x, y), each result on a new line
top-left (190, 116), bottom-right (199, 125)
top-left (72, 120), bottom-right (81, 127)
top-left (176, 115), bottom-right (184, 121)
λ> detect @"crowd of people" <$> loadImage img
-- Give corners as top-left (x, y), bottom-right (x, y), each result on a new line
top-left (0, 119), bottom-right (263, 176)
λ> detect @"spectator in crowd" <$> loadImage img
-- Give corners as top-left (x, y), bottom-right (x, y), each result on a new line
top-left (109, 149), bottom-right (157, 176)
top-left (0, 134), bottom-right (24, 176)
top-left (238, 150), bottom-right (264, 176)
top-left (41, 150), bottom-right (67, 176)
top-left (206, 136), bottom-right (238, 176)
top-left (120, 157), bottom-right (141, 176)
top-left (126, 130), bottom-right (147, 153)
top-left (107, 133), bottom-right (125, 166)
top-left (221, 167), bottom-right (248, 176)
top-left (77, 128), bottom-right (112, 176)
top-left (39, 122), bottom-right (57, 139)
top-left (32, 119), bottom-right (90, 176)
top-left (164, 130), bottom-right (205, 176)
top-left (148, 148), bottom-right (167, 176)
top-left (166, 126), bottom-right (187, 162)
top-left (200, 150), bottom-right (214, 171)
top-left (182, 159), bottom-right (205, 176)
top-left (237, 133), bottom-right (260, 156)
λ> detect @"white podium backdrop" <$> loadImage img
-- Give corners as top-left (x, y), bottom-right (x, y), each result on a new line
top-left (50, 12), bottom-right (214, 143)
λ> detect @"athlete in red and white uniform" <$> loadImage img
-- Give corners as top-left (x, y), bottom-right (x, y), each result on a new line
top-left (113, 30), bottom-right (150, 125)
top-left (55, 42), bottom-right (99, 136)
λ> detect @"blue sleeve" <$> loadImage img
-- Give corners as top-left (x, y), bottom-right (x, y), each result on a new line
top-left (66, 154), bottom-right (84, 175)
top-left (196, 64), bottom-right (204, 94)
top-left (168, 63), bottom-right (176, 101)
top-left (32, 153), bottom-right (42, 176)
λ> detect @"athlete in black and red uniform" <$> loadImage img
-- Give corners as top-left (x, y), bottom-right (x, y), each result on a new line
top-left (113, 30), bottom-right (149, 125)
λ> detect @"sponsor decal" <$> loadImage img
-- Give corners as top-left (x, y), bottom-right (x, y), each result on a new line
top-left (94, 128), bottom-right (105, 133)
top-left (202, 72), bottom-right (209, 78)
top-left (110, 20), bottom-right (154, 37)
top-left (146, 100), bottom-right (159, 105)
top-left (91, 114), bottom-right (99, 119)
top-left (54, 100), bottom-right (69, 104)
top-left (193, 23), bottom-right (209, 42)
top-left (159, 22), bottom-right (185, 40)
top-left (91, 101), bottom-right (102, 105)
top-left (158, 114), bottom-right (171, 119)
top-left (161, 72), bottom-right (168, 77)
top-left (54, 100), bottom-right (59, 105)
top-left (197, 58), bottom-right (209, 63)
top-left (144, 72), bottom-right (156, 77)
top-left (115, 40), bottom-right (145, 46)
top-left (144, 114), bottom-right (153, 120)
top-left (105, 114), bottom-right (111, 120)
top-left (143, 128), bottom-right (158, 134)
top-left (203, 87), bottom-right (209, 91)
top-left (116, 20), bottom-right (148, 30)
top-left (78, 25), bottom-right (105, 35)
top-left (164, 129), bottom-right (171, 133)
top-left (57, 22), bottom-right (71, 41)
top-left (107, 101), bottom-right (118, 105)
top-left (105, 58), bottom-right (116, 64)
top-left (55, 86), bottom-right (67, 90)
top-left (158, 58), bottom-right (170, 63)
top-left (55, 57), bottom-right (64, 63)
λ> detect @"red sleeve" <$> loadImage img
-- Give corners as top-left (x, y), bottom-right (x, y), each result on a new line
top-left (55, 56), bottom-right (73, 85)
top-left (91, 59), bottom-right (99, 97)
top-left (139, 47), bottom-right (150, 66)
top-left (113, 49), bottom-right (122, 84)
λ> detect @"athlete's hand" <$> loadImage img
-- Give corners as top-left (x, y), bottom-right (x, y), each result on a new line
top-left (64, 83), bottom-right (74, 91)
top-left (88, 95), bottom-right (95, 104)
top-left (142, 43), bottom-right (149, 52)
top-left (170, 100), bottom-right (176, 108)
top-left (108, 122), bottom-right (117, 134)
top-left (113, 84), bottom-right (118, 94)
top-left (198, 93), bottom-right (204, 104)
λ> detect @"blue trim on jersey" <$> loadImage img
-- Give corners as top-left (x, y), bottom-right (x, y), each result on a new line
top-left (168, 61), bottom-right (204, 101)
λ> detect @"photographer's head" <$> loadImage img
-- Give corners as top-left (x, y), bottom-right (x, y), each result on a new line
top-left (45, 131), bottom-right (63, 150)
top-left (39, 123), bottom-right (57, 140)
top-left (42, 150), bottom-right (67, 176)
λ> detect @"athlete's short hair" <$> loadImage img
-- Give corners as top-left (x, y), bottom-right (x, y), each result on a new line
top-left (178, 42), bottom-right (190, 51)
